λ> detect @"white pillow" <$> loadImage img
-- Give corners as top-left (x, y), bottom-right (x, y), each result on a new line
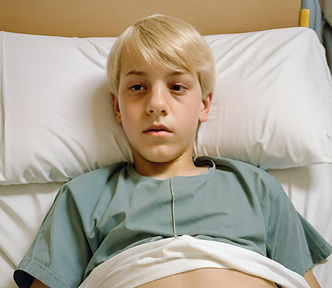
top-left (195, 28), bottom-right (332, 169)
top-left (0, 33), bottom-right (132, 184)
top-left (0, 28), bottom-right (331, 184)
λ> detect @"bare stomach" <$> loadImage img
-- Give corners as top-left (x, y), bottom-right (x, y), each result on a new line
top-left (137, 268), bottom-right (278, 288)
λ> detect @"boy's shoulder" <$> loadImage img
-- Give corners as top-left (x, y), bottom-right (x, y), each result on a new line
top-left (53, 163), bottom-right (129, 222)
top-left (66, 162), bottom-right (128, 190)
top-left (196, 156), bottom-right (282, 194)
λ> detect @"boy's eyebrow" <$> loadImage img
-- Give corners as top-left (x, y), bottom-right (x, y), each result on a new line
top-left (169, 71), bottom-right (187, 77)
top-left (125, 70), bottom-right (148, 77)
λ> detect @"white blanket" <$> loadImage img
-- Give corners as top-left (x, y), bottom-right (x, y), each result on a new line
top-left (79, 235), bottom-right (309, 288)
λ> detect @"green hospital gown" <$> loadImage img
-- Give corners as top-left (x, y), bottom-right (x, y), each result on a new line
top-left (14, 156), bottom-right (332, 288)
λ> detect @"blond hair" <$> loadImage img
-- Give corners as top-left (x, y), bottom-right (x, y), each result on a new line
top-left (106, 14), bottom-right (215, 100)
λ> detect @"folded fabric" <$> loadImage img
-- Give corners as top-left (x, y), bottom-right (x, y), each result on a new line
top-left (79, 235), bottom-right (309, 288)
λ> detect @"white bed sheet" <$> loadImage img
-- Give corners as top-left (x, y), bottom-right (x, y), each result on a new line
top-left (0, 164), bottom-right (331, 288)
top-left (0, 182), bottom-right (63, 288)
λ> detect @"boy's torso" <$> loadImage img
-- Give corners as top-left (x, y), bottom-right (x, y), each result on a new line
top-left (17, 156), bottom-right (331, 287)
top-left (138, 268), bottom-right (278, 288)
top-left (66, 156), bottom-right (279, 279)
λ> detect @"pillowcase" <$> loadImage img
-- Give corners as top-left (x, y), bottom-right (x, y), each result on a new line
top-left (195, 28), bottom-right (332, 169)
top-left (0, 33), bottom-right (132, 184)
top-left (0, 28), bottom-right (331, 184)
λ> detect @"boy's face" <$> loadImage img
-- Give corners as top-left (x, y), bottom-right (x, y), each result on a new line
top-left (112, 50), bottom-right (211, 166)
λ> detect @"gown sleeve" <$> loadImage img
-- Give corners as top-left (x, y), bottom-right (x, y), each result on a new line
top-left (266, 183), bottom-right (332, 276)
top-left (14, 184), bottom-right (93, 288)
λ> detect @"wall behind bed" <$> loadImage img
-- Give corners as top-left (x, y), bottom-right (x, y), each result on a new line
top-left (319, 0), bottom-right (332, 72)
top-left (0, 0), bottom-right (301, 37)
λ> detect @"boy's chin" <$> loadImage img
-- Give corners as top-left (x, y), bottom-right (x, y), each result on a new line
top-left (130, 143), bottom-right (194, 166)
top-left (137, 154), bottom-right (175, 164)
top-left (133, 150), bottom-right (184, 165)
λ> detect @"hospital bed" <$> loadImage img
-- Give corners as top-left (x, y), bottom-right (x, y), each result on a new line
top-left (0, 0), bottom-right (331, 287)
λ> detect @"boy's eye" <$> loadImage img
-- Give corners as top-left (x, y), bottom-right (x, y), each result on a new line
top-left (130, 84), bottom-right (144, 91)
top-left (171, 84), bottom-right (186, 93)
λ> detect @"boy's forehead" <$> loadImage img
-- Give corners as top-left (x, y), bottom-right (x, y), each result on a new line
top-left (120, 49), bottom-right (192, 78)
top-left (120, 50), bottom-right (149, 73)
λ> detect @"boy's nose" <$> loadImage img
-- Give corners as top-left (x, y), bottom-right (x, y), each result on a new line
top-left (146, 84), bottom-right (168, 115)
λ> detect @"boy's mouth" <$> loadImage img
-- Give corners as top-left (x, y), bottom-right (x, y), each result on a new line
top-left (143, 124), bottom-right (171, 137)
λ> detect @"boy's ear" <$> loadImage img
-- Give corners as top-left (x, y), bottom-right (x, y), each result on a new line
top-left (110, 93), bottom-right (122, 124)
top-left (199, 92), bottom-right (212, 123)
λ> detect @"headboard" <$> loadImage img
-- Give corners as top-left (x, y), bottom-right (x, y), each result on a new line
top-left (0, 0), bottom-right (302, 37)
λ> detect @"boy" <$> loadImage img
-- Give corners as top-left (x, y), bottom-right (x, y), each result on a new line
top-left (14, 15), bottom-right (331, 288)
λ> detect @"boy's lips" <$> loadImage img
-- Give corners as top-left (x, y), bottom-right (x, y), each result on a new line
top-left (143, 124), bottom-right (171, 137)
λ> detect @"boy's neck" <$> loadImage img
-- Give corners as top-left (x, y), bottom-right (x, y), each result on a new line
top-left (133, 156), bottom-right (207, 180)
